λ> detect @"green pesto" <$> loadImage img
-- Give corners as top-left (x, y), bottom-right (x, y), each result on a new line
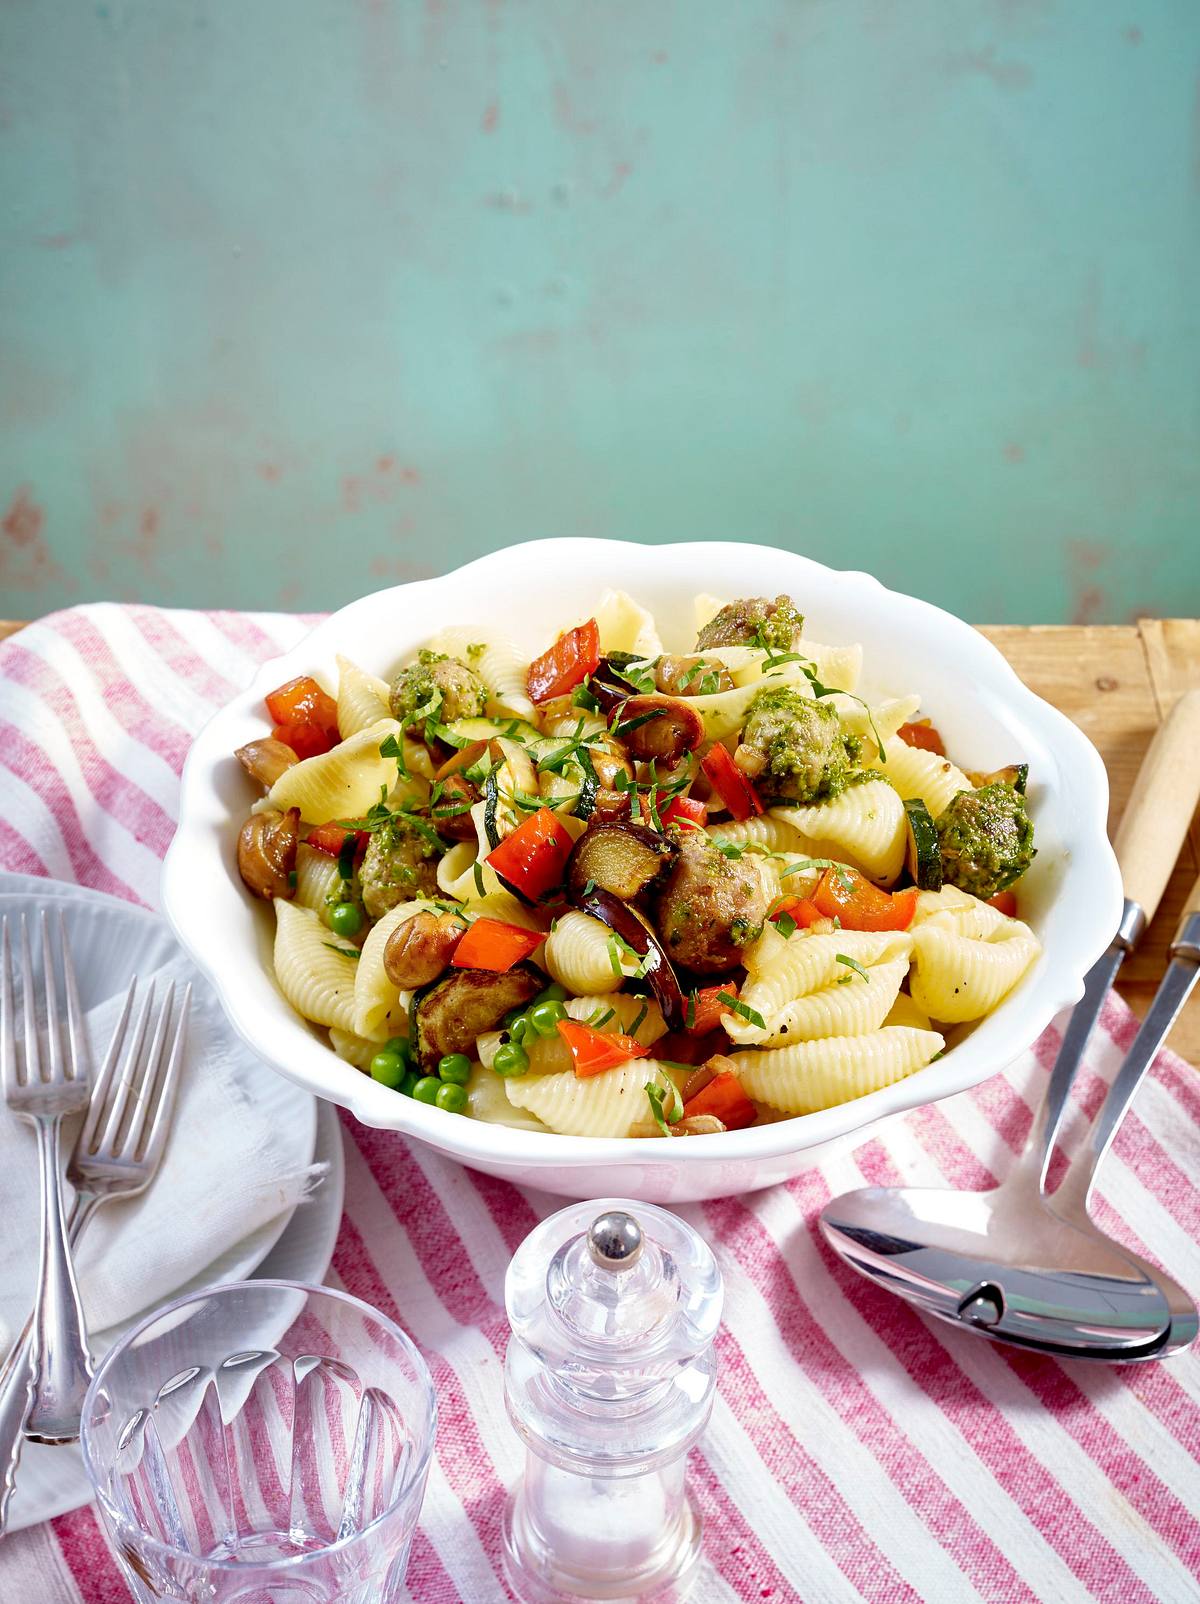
top-left (389, 648), bottom-right (486, 728)
top-left (741, 686), bottom-right (861, 805)
top-left (695, 593), bottom-right (805, 651)
top-left (935, 782), bottom-right (1035, 899)
top-left (359, 814), bottom-right (444, 917)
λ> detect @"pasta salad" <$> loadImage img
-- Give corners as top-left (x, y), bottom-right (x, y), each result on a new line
top-left (232, 589), bottom-right (1041, 1139)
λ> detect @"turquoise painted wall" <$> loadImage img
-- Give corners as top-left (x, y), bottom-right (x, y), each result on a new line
top-left (1, 1), bottom-right (1198, 623)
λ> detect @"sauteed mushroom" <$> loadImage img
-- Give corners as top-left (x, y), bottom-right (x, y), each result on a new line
top-left (235, 738), bottom-right (298, 790)
top-left (383, 910), bottom-right (466, 989)
top-left (610, 695), bottom-right (704, 767)
top-left (237, 807), bottom-right (300, 899)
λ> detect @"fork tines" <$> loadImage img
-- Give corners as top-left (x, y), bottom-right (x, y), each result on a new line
top-left (79, 978), bottom-right (192, 1169)
top-left (1, 911), bottom-right (89, 1097)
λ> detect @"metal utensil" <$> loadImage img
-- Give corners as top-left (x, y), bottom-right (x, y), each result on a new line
top-left (0, 977), bottom-right (191, 1531)
top-left (1, 913), bottom-right (93, 1444)
top-left (821, 692), bottom-right (1200, 1359)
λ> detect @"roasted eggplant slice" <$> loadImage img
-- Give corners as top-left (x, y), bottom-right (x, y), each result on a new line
top-left (577, 888), bottom-right (686, 1030)
top-left (411, 963), bottom-right (542, 1069)
top-left (965, 763), bottom-right (1029, 795)
top-left (609, 695), bottom-right (705, 766)
top-left (565, 821), bottom-right (678, 904)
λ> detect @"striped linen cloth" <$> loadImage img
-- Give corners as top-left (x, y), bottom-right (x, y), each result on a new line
top-left (0, 603), bottom-right (1198, 1604)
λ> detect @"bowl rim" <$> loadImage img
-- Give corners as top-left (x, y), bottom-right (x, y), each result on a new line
top-left (163, 537), bottom-right (1123, 1170)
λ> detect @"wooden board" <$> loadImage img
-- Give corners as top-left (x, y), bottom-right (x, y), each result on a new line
top-left (3, 614), bottom-right (1198, 1062)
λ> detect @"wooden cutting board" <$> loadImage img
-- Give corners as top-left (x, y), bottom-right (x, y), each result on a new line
top-left (3, 615), bottom-right (1198, 1065)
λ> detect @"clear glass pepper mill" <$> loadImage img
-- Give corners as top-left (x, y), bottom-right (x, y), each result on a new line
top-left (502, 1197), bottom-right (723, 1604)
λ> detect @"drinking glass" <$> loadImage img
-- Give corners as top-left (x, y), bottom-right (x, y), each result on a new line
top-left (80, 1281), bottom-right (436, 1604)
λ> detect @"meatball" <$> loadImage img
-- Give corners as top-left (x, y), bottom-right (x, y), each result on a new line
top-left (653, 828), bottom-right (767, 974)
top-left (935, 783), bottom-right (1035, 900)
top-left (696, 594), bottom-right (804, 653)
top-left (359, 815), bottom-right (443, 918)
top-left (737, 687), bottom-right (860, 806)
top-left (389, 650), bottom-right (486, 729)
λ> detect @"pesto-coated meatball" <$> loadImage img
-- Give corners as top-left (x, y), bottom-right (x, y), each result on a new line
top-left (389, 650), bottom-right (486, 729)
top-left (935, 783), bottom-right (1035, 900)
top-left (653, 828), bottom-right (767, 974)
top-left (696, 594), bottom-right (804, 653)
top-left (359, 815), bottom-right (443, 918)
top-left (737, 687), bottom-right (860, 806)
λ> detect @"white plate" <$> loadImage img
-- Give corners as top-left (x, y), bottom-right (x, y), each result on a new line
top-left (163, 539), bottom-right (1123, 1203)
top-left (0, 874), bottom-right (343, 1530)
top-left (4, 1101), bottom-right (344, 1531)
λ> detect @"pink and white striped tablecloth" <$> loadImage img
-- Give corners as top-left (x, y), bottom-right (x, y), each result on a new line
top-left (1, 603), bottom-right (1198, 1604)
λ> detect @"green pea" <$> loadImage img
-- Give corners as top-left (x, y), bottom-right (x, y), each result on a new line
top-left (492, 1041), bottom-right (529, 1078)
top-left (503, 1006), bottom-right (525, 1028)
top-left (437, 1053), bottom-right (472, 1085)
top-left (534, 981), bottom-right (568, 1003)
top-left (399, 1069), bottom-right (420, 1097)
top-left (369, 1050), bottom-right (406, 1089)
top-left (385, 1036), bottom-right (409, 1056)
top-left (328, 902), bottom-right (362, 939)
top-left (435, 1082), bottom-right (469, 1115)
top-left (528, 999), bottom-right (567, 1037)
top-left (412, 1076), bottom-right (442, 1105)
top-left (508, 1015), bottom-right (530, 1044)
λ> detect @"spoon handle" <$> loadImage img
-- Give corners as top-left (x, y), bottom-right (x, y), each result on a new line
top-left (1053, 886), bottom-right (1200, 1220)
top-left (1029, 691), bottom-right (1200, 1187)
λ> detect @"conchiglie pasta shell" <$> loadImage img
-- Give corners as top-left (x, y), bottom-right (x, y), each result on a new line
top-left (883, 992), bottom-right (932, 1031)
top-left (335, 655), bottom-right (391, 738)
top-left (909, 923), bottom-right (1040, 1023)
top-left (293, 844), bottom-right (343, 923)
top-left (707, 815), bottom-right (806, 854)
top-left (353, 899), bottom-right (441, 1039)
top-left (741, 955), bottom-right (909, 1046)
top-left (273, 901), bottom-right (362, 1035)
top-left (329, 1026), bottom-right (377, 1071)
top-left (738, 930), bottom-right (912, 1020)
top-left (592, 589), bottom-right (664, 659)
top-left (563, 992), bottom-right (667, 1046)
top-left (263, 719), bottom-right (401, 825)
top-left (867, 736), bottom-right (971, 819)
top-left (774, 780), bottom-right (907, 886)
top-left (505, 1060), bottom-right (671, 1137)
top-left (734, 1026), bottom-right (944, 1115)
top-left (467, 1062), bottom-right (552, 1132)
top-left (543, 910), bottom-right (641, 995)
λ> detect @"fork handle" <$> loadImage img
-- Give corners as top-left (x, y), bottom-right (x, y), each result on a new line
top-left (23, 1116), bottom-right (93, 1445)
top-left (0, 1193), bottom-right (97, 1532)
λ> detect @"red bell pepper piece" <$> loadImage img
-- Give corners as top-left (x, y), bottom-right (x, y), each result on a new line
top-left (897, 720), bottom-right (946, 757)
top-left (987, 890), bottom-right (1018, 918)
top-left (770, 895), bottom-right (824, 928)
top-left (812, 867), bottom-right (919, 932)
top-left (683, 1070), bottom-right (756, 1131)
top-left (485, 807), bottom-right (575, 901)
top-left (527, 619), bottom-right (602, 705)
top-left (556, 1018), bottom-right (649, 1078)
top-left (700, 743), bottom-right (763, 821)
top-left (685, 984), bottom-right (734, 1035)
top-left (660, 794), bottom-right (708, 830)
top-left (451, 917), bottom-right (542, 973)
top-left (305, 823), bottom-right (367, 858)
top-left (266, 675), bottom-right (339, 736)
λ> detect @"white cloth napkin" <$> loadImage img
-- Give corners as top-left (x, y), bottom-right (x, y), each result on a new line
top-left (0, 879), bottom-right (326, 1348)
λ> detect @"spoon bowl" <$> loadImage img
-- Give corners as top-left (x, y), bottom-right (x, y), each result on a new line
top-left (821, 1178), bottom-right (1174, 1357)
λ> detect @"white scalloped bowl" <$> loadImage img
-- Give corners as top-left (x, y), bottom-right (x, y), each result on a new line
top-left (163, 540), bottom-right (1121, 1203)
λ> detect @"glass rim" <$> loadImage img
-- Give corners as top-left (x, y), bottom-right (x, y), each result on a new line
top-left (80, 1278), bottom-right (437, 1576)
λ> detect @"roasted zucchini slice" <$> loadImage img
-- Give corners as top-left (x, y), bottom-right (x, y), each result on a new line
top-left (903, 798), bottom-right (942, 891)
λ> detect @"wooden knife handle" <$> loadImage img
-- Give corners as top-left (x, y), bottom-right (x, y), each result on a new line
top-left (1112, 689), bottom-right (1200, 924)
top-left (1178, 871), bottom-right (1200, 929)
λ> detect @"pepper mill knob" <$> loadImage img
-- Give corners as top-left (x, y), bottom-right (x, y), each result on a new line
top-left (587, 1210), bottom-right (643, 1271)
top-left (502, 1197), bottom-right (723, 1604)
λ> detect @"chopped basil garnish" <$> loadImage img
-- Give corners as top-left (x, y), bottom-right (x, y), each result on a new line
top-left (717, 992), bottom-right (765, 1030)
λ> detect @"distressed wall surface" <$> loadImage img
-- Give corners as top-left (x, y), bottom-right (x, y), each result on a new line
top-left (1, 0), bottom-right (1198, 622)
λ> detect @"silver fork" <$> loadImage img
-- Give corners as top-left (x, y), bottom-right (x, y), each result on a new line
top-left (0, 974), bottom-right (191, 1531)
top-left (1, 913), bottom-right (93, 1446)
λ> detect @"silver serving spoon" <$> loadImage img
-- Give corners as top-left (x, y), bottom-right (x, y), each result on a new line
top-left (822, 694), bottom-right (1200, 1360)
